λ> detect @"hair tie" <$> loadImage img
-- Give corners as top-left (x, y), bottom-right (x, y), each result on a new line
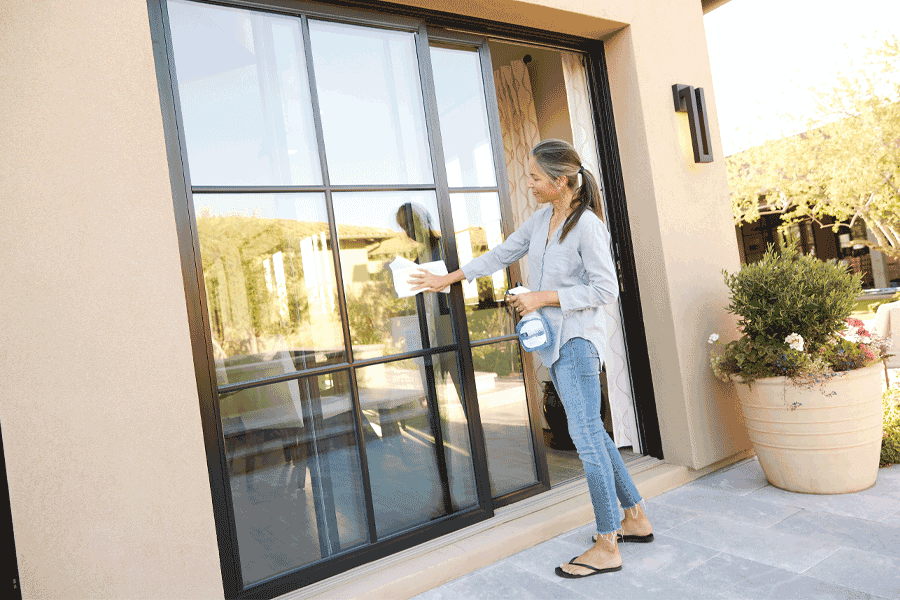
top-left (578, 165), bottom-right (585, 175)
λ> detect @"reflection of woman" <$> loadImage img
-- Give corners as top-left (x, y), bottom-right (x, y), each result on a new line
top-left (396, 201), bottom-right (470, 506)
top-left (396, 201), bottom-right (451, 322)
top-left (410, 140), bottom-right (653, 579)
top-left (396, 202), bottom-right (442, 264)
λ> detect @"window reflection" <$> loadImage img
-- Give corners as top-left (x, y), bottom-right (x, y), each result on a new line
top-left (430, 45), bottom-right (497, 188)
top-left (332, 192), bottom-right (454, 357)
top-left (358, 352), bottom-right (476, 538)
top-left (167, 0), bottom-right (321, 185)
top-left (449, 192), bottom-right (515, 340)
top-left (308, 20), bottom-right (433, 185)
top-left (196, 194), bottom-right (345, 387)
top-left (470, 341), bottom-right (537, 496)
top-left (220, 371), bottom-right (368, 584)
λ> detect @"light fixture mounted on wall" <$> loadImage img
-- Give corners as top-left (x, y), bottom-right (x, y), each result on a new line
top-left (672, 84), bottom-right (713, 163)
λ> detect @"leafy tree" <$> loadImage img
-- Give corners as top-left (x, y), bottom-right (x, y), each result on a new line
top-left (727, 35), bottom-right (900, 259)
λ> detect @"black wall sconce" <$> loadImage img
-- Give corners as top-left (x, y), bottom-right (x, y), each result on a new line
top-left (672, 84), bottom-right (713, 163)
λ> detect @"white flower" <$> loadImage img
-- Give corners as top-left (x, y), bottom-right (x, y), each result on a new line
top-left (785, 333), bottom-right (804, 352)
top-left (708, 333), bottom-right (720, 344)
top-left (859, 335), bottom-right (872, 344)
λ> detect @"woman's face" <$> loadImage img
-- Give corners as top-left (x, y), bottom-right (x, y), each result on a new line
top-left (527, 156), bottom-right (561, 205)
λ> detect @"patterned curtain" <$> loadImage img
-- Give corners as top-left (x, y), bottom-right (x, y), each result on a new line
top-left (493, 60), bottom-right (541, 286)
top-left (561, 51), bottom-right (640, 450)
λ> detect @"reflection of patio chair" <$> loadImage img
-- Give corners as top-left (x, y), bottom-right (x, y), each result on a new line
top-left (218, 351), bottom-right (305, 486)
top-left (218, 350), bottom-right (348, 555)
top-left (874, 301), bottom-right (900, 385)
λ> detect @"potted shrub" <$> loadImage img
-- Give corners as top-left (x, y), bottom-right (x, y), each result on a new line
top-left (710, 245), bottom-right (890, 494)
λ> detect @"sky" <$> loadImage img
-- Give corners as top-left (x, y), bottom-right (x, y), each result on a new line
top-left (704, 0), bottom-right (900, 156)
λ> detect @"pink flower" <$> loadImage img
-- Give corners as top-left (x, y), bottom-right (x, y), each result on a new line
top-left (862, 346), bottom-right (875, 361)
top-left (847, 317), bottom-right (865, 328)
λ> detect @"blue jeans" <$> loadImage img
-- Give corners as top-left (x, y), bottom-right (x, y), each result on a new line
top-left (550, 337), bottom-right (642, 534)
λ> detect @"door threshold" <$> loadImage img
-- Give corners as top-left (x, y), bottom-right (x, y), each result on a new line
top-left (278, 450), bottom-right (754, 600)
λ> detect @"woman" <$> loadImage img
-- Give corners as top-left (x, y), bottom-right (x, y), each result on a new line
top-left (409, 139), bottom-right (652, 578)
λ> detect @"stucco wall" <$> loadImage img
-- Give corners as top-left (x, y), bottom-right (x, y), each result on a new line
top-left (600, 3), bottom-right (750, 467)
top-left (0, 1), bottom-right (224, 597)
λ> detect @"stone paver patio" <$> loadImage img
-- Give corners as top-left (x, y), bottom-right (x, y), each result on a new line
top-left (411, 458), bottom-right (900, 600)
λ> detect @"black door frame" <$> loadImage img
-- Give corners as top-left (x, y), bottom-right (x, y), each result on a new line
top-left (147, 0), bottom-right (662, 597)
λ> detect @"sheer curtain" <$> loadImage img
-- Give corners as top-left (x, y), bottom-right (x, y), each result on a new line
top-left (561, 51), bottom-right (639, 450)
top-left (493, 59), bottom-right (541, 286)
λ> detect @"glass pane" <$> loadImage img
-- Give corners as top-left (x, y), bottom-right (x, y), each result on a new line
top-left (308, 20), bottom-right (433, 185)
top-left (450, 192), bottom-right (515, 340)
top-left (358, 352), bottom-right (476, 538)
top-left (430, 46), bottom-right (497, 188)
top-left (167, 1), bottom-right (322, 186)
top-left (196, 194), bottom-right (345, 387)
top-left (472, 340), bottom-right (537, 496)
top-left (220, 371), bottom-right (367, 584)
top-left (332, 192), bottom-right (454, 357)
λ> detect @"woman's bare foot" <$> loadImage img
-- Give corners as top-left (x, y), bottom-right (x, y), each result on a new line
top-left (593, 503), bottom-right (654, 543)
top-left (557, 532), bottom-right (621, 577)
top-left (619, 503), bottom-right (653, 538)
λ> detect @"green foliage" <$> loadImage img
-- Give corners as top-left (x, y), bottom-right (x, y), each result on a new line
top-left (882, 386), bottom-right (900, 467)
top-left (471, 342), bottom-right (519, 378)
top-left (820, 337), bottom-right (871, 372)
top-left (724, 245), bottom-right (861, 351)
top-left (344, 269), bottom-right (412, 348)
top-left (727, 35), bottom-right (900, 260)
top-left (712, 336), bottom-right (825, 383)
top-left (197, 214), bottom-right (325, 356)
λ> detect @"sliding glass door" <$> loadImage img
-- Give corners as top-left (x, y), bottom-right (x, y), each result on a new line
top-left (162, 0), bottom-right (550, 591)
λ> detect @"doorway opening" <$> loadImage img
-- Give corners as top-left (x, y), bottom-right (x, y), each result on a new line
top-left (487, 39), bottom-right (644, 486)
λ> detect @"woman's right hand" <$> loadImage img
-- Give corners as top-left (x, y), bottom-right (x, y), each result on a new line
top-left (408, 269), bottom-right (450, 293)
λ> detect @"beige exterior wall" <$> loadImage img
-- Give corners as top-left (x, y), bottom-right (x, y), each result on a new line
top-left (0, 1), bottom-right (223, 598)
top-left (600, 4), bottom-right (751, 467)
top-left (1, 0), bottom-right (747, 597)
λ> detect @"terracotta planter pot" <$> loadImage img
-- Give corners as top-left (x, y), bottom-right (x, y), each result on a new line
top-left (733, 362), bottom-right (883, 494)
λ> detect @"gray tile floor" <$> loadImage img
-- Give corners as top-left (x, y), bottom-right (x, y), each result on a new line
top-left (412, 458), bottom-right (900, 600)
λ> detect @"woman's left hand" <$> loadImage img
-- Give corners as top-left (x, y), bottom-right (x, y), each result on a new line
top-left (508, 291), bottom-right (544, 316)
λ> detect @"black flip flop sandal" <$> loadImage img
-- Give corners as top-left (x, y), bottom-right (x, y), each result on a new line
top-left (555, 557), bottom-right (622, 579)
top-left (593, 533), bottom-right (655, 543)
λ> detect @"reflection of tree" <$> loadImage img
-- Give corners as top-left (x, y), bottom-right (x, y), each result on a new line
top-left (197, 208), bottom-right (516, 360)
top-left (198, 214), bottom-right (331, 357)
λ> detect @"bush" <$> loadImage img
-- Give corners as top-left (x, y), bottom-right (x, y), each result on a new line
top-left (882, 386), bottom-right (900, 467)
top-left (724, 245), bottom-right (861, 352)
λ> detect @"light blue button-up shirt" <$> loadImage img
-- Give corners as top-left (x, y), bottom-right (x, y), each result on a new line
top-left (461, 205), bottom-right (619, 369)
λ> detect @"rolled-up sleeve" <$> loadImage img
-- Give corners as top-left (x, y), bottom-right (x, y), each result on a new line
top-left (461, 210), bottom-right (539, 282)
top-left (557, 217), bottom-right (619, 314)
